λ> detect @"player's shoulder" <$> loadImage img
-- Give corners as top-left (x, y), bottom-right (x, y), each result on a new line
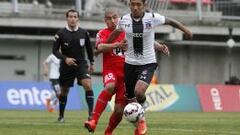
top-left (144, 12), bottom-right (164, 18)
top-left (119, 13), bottom-right (131, 21)
top-left (97, 28), bottom-right (109, 35)
top-left (55, 28), bottom-right (65, 35)
top-left (78, 27), bottom-right (89, 33)
top-left (97, 28), bottom-right (111, 38)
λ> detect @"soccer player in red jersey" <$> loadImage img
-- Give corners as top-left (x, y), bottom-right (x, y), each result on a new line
top-left (84, 9), bottom-right (127, 135)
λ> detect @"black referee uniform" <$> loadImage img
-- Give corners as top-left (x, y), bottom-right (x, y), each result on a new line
top-left (52, 26), bottom-right (94, 87)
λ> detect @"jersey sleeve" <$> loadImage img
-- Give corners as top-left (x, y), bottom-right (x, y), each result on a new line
top-left (152, 13), bottom-right (165, 27)
top-left (52, 30), bottom-right (67, 60)
top-left (116, 17), bottom-right (124, 31)
top-left (85, 31), bottom-right (94, 63)
top-left (95, 30), bottom-right (107, 49)
top-left (45, 55), bottom-right (52, 63)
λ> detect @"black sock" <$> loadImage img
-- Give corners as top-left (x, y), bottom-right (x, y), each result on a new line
top-left (137, 95), bottom-right (146, 105)
top-left (59, 96), bottom-right (67, 118)
top-left (85, 90), bottom-right (94, 118)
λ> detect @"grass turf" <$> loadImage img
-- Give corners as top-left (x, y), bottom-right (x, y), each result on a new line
top-left (0, 110), bottom-right (240, 135)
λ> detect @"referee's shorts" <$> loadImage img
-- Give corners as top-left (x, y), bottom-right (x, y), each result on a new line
top-left (59, 61), bottom-right (90, 87)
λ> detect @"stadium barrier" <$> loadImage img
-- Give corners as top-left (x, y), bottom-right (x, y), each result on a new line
top-left (0, 81), bottom-right (239, 112)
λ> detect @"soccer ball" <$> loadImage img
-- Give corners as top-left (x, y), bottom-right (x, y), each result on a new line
top-left (123, 102), bottom-right (144, 123)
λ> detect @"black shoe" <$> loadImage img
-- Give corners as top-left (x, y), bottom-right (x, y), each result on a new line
top-left (57, 117), bottom-right (65, 123)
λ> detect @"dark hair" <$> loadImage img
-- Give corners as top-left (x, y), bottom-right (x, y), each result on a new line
top-left (66, 9), bottom-right (79, 18)
top-left (130, 0), bottom-right (146, 3)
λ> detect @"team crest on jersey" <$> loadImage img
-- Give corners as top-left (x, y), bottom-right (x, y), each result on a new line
top-left (145, 21), bottom-right (152, 29)
top-left (124, 24), bottom-right (131, 28)
top-left (79, 38), bottom-right (85, 46)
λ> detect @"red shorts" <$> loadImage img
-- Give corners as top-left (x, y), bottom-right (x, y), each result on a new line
top-left (103, 70), bottom-right (127, 104)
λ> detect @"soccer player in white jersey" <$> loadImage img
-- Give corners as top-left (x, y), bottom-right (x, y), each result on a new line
top-left (107, 0), bottom-right (193, 134)
top-left (43, 54), bottom-right (60, 112)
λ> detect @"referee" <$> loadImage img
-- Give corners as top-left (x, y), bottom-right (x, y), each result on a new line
top-left (52, 9), bottom-right (94, 122)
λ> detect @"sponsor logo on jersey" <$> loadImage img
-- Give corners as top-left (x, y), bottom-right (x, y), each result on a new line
top-left (80, 38), bottom-right (85, 46)
top-left (132, 33), bottom-right (143, 37)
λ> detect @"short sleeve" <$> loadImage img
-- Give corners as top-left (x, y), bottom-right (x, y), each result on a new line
top-left (116, 17), bottom-right (124, 31)
top-left (45, 55), bottom-right (52, 63)
top-left (152, 13), bottom-right (165, 27)
top-left (95, 30), bottom-right (107, 49)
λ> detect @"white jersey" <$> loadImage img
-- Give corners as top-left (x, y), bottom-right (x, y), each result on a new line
top-left (117, 12), bottom-right (165, 65)
top-left (45, 54), bottom-right (60, 79)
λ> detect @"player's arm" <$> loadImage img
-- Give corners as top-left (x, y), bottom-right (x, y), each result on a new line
top-left (106, 28), bottom-right (123, 43)
top-left (95, 40), bottom-right (127, 55)
top-left (85, 32), bottom-right (95, 73)
top-left (42, 61), bottom-right (49, 77)
top-left (85, 32), bottom-right (94, 65)
top-left (154, 41), bottom-right (170, 56)
top-left (164, 17), bottom-right (193, 39)
top-left (52, 33), bottom-right (67, 61)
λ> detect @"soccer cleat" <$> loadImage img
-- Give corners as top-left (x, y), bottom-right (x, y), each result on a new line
top-left (137, 119), bottom-right (147, 135)
top-left (57, 117), bottom-right (65, 123)
top-left (45, 98), bottom-right (54, 112)
top-left (104, 131), bottom-right (112, 135)
top-left (134, 128), bottom-right (140, 135)
top-left (84, 120), bottom-right (96, 132)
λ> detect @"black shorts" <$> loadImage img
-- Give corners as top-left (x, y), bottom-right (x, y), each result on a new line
top-left (49, 79), bottom-right (59, 91)
top-left (59, 61), bottom-right (90, 87)
top-left (50, 79), bottom-right (60, 94)
top-left (124, 63), bottom-right (157, 99)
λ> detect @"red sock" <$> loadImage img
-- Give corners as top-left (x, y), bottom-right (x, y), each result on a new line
top-left (92, 90), bottom-right (112, 123)
top-left (105, 109), bottom-right (123, 133)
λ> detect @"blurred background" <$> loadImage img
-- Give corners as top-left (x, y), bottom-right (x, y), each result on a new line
top-left (0, 2), bottom-right (240, 134)
top-left (0, 0), bottom-right (240, 85)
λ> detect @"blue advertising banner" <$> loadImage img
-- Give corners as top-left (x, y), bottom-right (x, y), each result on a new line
top-left (164, 85), bottom-right (201, 112)
top-left (0, 82), bottom-right (201, 112)
top-left (0, 81), bottom-right (83, 110)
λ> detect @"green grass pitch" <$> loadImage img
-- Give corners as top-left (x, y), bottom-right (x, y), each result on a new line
top-left (0, 110), bottom-right (240, 135)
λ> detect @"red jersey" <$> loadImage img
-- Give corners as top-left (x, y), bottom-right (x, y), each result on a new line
top-left (96, 28), bottom-right (125, 76)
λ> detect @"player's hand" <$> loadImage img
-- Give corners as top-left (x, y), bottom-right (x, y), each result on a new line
top-left (65, 57), bottom-right (77, 66)
top-left (184, 30), bottom-right (193, 40)
top-left (159, 43), bottom-right (170, 56)
top-left (43, 69), bottom-right (48, 77)
top-left (94, 49), bottom-right (101, 57)
top-left (115, 39), bottom-right (128, 51)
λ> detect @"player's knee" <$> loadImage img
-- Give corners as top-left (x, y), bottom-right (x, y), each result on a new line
top-left (105, 83), bottom-right (116, 94)
top-left (114, 104), bottom-right (124, 115)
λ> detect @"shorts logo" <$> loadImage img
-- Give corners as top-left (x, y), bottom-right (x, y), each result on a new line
top-left (104, 73), bottom-right (115, 82)
top-left (142, 70), bottom-right (148, 75)
top-left (80, 38), bottom-right (85, 46)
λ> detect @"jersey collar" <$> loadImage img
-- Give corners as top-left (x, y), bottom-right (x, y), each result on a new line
top-left (65, 25), bottom-right (79, 32)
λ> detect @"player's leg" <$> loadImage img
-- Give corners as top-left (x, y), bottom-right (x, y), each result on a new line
top-left (124, 63), bottom-right (143, 134)
top-left (84, 72), bottom-right (116, 132)
top-left (105, 79), bottom-right (127, 134)
top-left (135, 63), bottom-right (157, 106)
top-left (77, 64), bottom-right (94, 120)
top-left (52, 79), bottom-right (61, 99)
top-left (134, 63), bottom-right (158, 135)
top-left (58, 65), bottom-right (75, 122)
top-left (80, 78), bottom-right (94, 120)
top-left (58, 85), bottom-right (70, 122)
